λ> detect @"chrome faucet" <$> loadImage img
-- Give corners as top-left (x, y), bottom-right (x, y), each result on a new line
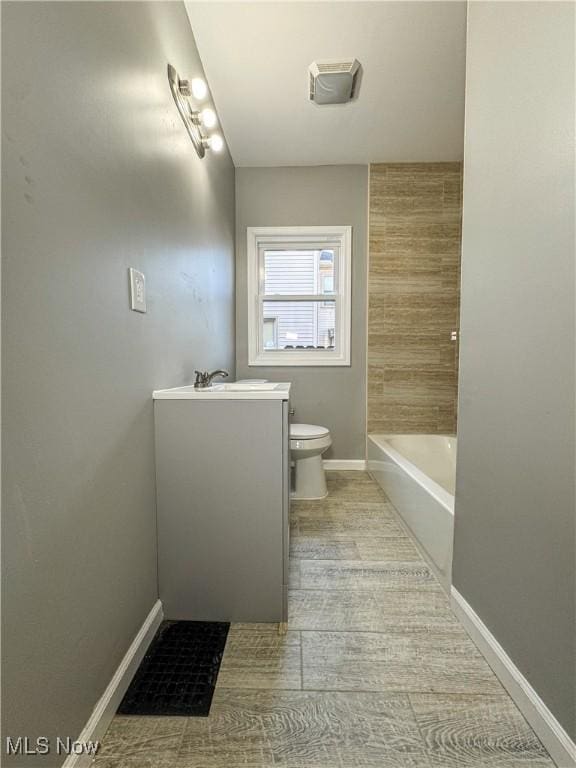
top-left (194, 369), bottom-right (229, 389)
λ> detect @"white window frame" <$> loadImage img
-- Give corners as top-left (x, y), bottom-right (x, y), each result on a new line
top-left (247, 225), bottom-right (352, 366)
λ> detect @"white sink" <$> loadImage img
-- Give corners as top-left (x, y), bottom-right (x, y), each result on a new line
top-left (211, 382), bottom-right (280, 391)
top-left (153, 382), bottom-right (290, 400)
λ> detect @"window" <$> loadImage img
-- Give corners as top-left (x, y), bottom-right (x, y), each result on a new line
top-left (247, 226), bottom-right (352, 366)
top-left (263, 317), bottom-right (278, 349)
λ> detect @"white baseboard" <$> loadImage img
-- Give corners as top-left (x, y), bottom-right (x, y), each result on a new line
top-left (323, 459), bottom-right (367, 470)
top-left (451, 587), bottom-right (576, 768)
top-left (63, 600), bottom-right (163, 768)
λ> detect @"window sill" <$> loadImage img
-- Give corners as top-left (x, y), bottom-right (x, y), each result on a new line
top-left (249, 351), bottom-right (350, 367)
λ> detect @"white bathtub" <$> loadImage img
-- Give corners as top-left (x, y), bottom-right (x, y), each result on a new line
top-left (367, 434), bottom-right (456, 592)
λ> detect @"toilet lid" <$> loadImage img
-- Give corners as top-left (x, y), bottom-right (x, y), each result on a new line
top-left (290, 423), bottom-right (330, 440)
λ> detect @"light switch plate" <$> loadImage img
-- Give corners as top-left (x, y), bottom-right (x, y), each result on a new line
top-left (129, 267), bottom-right (147, 313)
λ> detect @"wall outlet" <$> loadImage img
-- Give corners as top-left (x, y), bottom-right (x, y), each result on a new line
top-left (129, 268), bottom-right (147, 313)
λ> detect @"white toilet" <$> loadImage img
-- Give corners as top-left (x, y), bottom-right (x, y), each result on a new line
top-left (290, 423), bottom-right (332, 499)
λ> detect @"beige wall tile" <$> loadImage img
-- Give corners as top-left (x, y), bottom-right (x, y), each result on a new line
top-left (368, 163), bottom-right (462, 434)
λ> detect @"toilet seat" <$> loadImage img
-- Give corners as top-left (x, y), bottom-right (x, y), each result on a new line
top-left (290, 423), bottom-right (330, 440)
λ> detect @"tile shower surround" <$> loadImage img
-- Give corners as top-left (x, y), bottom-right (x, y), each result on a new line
top-left (368, 163), bottom-right (462, 434)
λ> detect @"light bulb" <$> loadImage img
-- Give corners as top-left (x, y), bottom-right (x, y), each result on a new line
top-left (201, 108), bottom-right (217, 129)
top-left (191, 77), bottom-right (208, 100)
top-left (210, 134), bottom-right (224, 152)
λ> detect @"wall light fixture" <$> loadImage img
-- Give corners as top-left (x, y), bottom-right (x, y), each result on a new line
top-left (167, 63), bottom-right (224, 159)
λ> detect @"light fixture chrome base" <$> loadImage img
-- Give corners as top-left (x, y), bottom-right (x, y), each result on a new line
top-left (167, 63), bottom-right (207, 158)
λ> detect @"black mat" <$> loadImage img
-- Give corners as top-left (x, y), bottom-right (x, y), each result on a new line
top-left (117, 620), bottom-right (229, 717)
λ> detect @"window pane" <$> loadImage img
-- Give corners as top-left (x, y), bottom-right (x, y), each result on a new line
top-left (262, 317), bottom-right (277, 349)
top-left (318, 250), bottom-right (335, 294)
top-left (264, 249), bottom-right (335, 296)
top-left (262, 300), bottom-right (336, 350)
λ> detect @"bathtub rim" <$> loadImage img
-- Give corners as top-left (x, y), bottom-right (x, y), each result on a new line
top-left (367, 433), bottom-right (455, 514)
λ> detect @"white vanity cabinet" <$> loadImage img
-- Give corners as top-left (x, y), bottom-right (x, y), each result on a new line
top-left (153, 383), bottom-right (291, 624)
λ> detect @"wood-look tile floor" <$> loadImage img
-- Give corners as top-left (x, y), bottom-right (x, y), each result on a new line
top-left (96, 472), bottom-right (555, 768)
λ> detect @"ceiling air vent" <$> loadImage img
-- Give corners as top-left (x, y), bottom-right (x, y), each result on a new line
top-left (308, 59), bottom-right (361, 105)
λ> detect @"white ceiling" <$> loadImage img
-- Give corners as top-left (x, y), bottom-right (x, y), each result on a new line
top-left (185, 1), bottom-right (467, 167)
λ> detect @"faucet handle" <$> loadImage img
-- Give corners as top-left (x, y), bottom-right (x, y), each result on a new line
top-left (194, 370), bottom-right (207, 386)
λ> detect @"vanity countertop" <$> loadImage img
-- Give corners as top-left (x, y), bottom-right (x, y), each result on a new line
top-left (153, 382), bottom-right (291, 401)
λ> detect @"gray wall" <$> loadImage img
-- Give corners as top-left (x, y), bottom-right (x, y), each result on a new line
top-left (1, 2), bottom-right (235, 764)
top-left (235, 166), bottom-right (368, 459)
top-left (453, 1), bottom-right (575, 739)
